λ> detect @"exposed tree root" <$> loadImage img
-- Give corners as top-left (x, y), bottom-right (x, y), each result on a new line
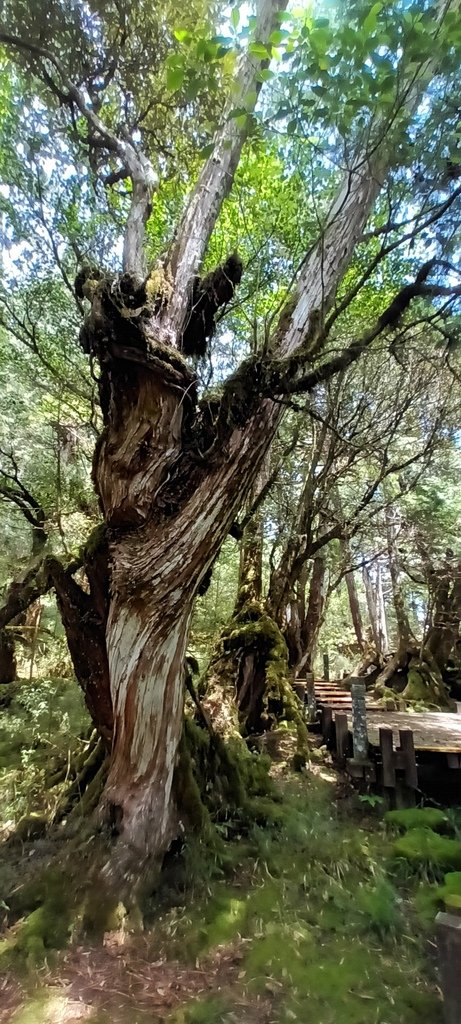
top-left (51, 732), bottom-right (108, 822)
top-left (372, 646), bottom-right (455, 710)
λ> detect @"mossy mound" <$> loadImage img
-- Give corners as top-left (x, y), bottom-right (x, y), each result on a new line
top-left (0, 862), bottom-right (80, 971)
top-left (356, 878), bottom-right (402, 936)
top-left (9, 893), bottom-right (73, 970)
top-left (244, 929), bottom-right (439, 1023)
top-left (393, 828), bottom-right (461, 873)
top-left (412, 881), bottom-right (441, 928)
top-left (413, 872), bottom-right (461, 926)
top-left (436, 871), bottom-right (461, 912)
top-left (385, 808), bottom-right (449, 833)
top-left (402, 656), bottom-right (454, 710)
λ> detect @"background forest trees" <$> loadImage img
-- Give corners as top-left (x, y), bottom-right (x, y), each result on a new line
top-left (0, 0), bottom-right (460, 878)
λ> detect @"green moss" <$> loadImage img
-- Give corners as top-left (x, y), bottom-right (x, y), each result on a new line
top-left (168, 996), bottom-right (232, 1023)
top-left (172, 891), bottom-right (247, 960)
top-left (82, 522), bottom-right (107, 560)
top-left (291, 751), bottom-right (306, 772)
top-left (385, 808), bottom-right (449, 833)
top-left (245, 930), bottom-right (439, 1023)
top-left (13, 899), bottom-right (72, 967)
top-left (393, 827), bottom-right (461, 873)
top-left (412, 881), bottom-right (441, 928)
top-left (356, 878), bottom-right (402, 935)
top-left (442, 870), bottom-right (461, 892)
top-left (402, 657), bottom-right (453, 709)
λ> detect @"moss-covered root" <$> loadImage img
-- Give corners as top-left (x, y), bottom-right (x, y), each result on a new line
top-left (174, 715), bottom-right (278, 840)
top-left (203, 600), bottom-right (309, 763)
top-left (403, 654), bottom-right (454, 709)
top-left (393, 827), bottom-right (461, 873)
top-left (385, 808), bottom-right (450, 833)
top-left (54, 733), bottom-right (107, 821)
top-left (2, 871), bottom-right (75, 971)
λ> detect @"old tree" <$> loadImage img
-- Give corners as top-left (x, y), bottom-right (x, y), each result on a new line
top-left (1, 0), bottom-right (461, 874)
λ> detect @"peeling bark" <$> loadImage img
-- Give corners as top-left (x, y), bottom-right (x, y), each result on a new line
top-left (2, 0), bottom-right (449, 873)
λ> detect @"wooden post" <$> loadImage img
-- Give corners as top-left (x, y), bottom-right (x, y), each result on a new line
top-left (399, 728), bottom-right (418, 788)
top-left (379, 726), bottom-right (396, 786)
top-left (396, 727), bottom-right (417, 807)
top-left (323, 652), bottom-right (330, 681)
top-left (351, 681), bottom-right (367, 761)
top-left (335, 711), bottom-right (349, 766)
top-left (292, 680), bottom-right (306, 704)
top-left (436, 912), bottom-right (461, 1024)
top-left (321, 705), bottom-right (334, 748)
top-left (305, 671), bottom-right (316, 723)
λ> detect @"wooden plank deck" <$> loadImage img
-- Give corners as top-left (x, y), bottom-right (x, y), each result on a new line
top-left (337, 709), bottom-right (461, 754)
top-left (312, 680), bottom-right (381, 709)
top-left (303, 679), bottom-right (461, 755)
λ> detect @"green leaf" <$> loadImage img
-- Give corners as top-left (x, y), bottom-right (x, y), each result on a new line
top-left (363, 2), bottom-right (383, 35)
top-left (249, 42), bottom-right (270, 59)
top-left (245, 89), bottom-right (258, 109)
top-left (199, 142), bottom-right (215, 158)
top-left (231, 6), bottom-right (240, 30)
top-left (165, 53), bottom-right (183, 68)
top-left (256, 68), bottom-right (275, 82)
top-left (173, 28), bottom-right (192, 43)
top-left (183, 76), bottom-right (200, 101)
top-left (227, 106), bottom-right (247, 120)
top-left (166, 67), bottom-right (184, 92)
top-left (269, 29), bottom-right (289, 45)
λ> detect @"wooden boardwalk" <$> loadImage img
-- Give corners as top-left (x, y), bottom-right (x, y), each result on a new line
top-left (309, 679), bottom-right (461, 756)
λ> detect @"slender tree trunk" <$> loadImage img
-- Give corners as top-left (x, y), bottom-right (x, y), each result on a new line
top-left (298, 554), bottom-right (328, 675)
top-left (0, 629), bottom-right (16, 684)
top-left (0, 514), bottom-right (47, 683)
top-left (235, 466), bottom-right (267, 611)
top-left (386, 507), bottom-right (414, 655)
top-left (363, 562), bottom-right (389, 662)
top-left (345, 569), bottom-right (365, 652)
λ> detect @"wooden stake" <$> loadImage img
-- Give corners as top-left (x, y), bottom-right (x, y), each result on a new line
top-left (335, 711), bottom-right (349, 765)
top-left (321, 706), bottom-right (333, 748)
top-left (379, 726), bottom-right (396, 788)
top-left (399, 728), bottom-right (418, 789)
top-left (436, 912), bottom-right (461, 1024)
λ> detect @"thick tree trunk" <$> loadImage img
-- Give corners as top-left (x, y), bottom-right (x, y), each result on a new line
top-left (424, 558), bottom-right (461, 673)
top-left (39, 0), bottom-right (446, 870)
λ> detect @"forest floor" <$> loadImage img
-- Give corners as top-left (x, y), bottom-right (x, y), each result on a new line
top-left (0, 678), bottom-right (448, 1024)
